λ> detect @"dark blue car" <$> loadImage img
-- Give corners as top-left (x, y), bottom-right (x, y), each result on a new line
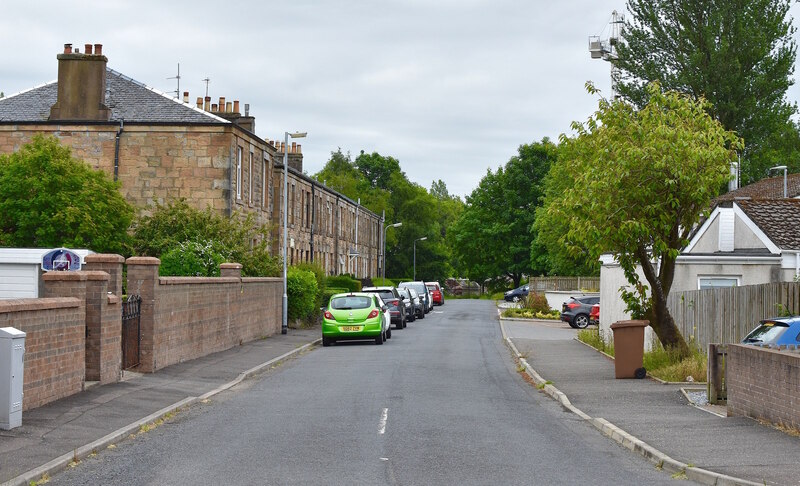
top-left (742, 317), bottom-right (800, 347)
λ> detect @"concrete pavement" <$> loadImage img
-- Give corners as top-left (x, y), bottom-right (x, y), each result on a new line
top-left (501, 316), bottom-right (800, 486)
top-left (0, 327), bottom-right (321, 486)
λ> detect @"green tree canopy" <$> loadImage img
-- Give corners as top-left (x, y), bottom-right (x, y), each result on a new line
top-left (314, 150), bottom-right (458, 283)
top-left (614, 0), bottom-right (799, 183)
top-left (451, 139), bottom-right (556, 288)
top-left (0, 135), bottom-right (134, 254)
top-left (547, 83), bottom-right (742, 355)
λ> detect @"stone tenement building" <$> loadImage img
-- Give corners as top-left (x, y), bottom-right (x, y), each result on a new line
top-left (0, 43), bottom-right (381, 277)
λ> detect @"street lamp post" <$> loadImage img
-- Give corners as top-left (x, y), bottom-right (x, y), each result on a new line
top-left (413, 236), bottom-right (427, 281)
top-left (382, 222), bottom-right (402, 281)
top-left (282, 131), bottom-right (307, 335)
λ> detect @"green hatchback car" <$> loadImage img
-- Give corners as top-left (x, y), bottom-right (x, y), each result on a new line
top-left (322, 292), bottom-right (391, 346)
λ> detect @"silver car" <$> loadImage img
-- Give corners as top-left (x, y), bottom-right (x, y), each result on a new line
top-left (398, 281), bottom-right (432, 315)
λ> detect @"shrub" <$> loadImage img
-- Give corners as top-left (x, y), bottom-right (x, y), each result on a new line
top-left (287, 267), bottom-right (319, 320)
top-left (159, 239), bottom-right (229, 276)
top-left (326, 275), bottom-right (361, 292)
top-left (523, 292), bottom-right (551, 313)
top-left (130, 198), bottom-right (279, 277)
top-left (294, 262), bottom-right (327, 318)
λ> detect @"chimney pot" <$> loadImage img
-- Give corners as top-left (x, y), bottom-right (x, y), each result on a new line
top-left (244, 103), bottom-right (250, 116)
top-left (94, 44), bottom-right (103, 56)
top-left (183, 91), bottom-right (189, 103)
top-left (219, 96), bottom-right (226, 112)
top-left (204, 96), bottom-right (211, 111)
top-left (226, 101), bottom-right (232, 113)
top-left (212, 103), bottom-right (218, 111)
top-left (297, 144), bottom-right (302, 154)
top-left (291, 142), bottom-right (297, 153)
top-left (63, 43), bottom-right (72, 54)
top-left (85, 44), bottom-right (93, 55)
top-left (233, 100), bottom-right (240, 113)
top-left (196, 97), bottom-right (203, 109)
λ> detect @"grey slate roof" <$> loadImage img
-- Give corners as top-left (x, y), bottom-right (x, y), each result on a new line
top-left (715, 173), bottom-right (800, 205)
top-left (0, 69), bottom-right (228, 124)
top-left (737, 199), bottom-right (800, 250)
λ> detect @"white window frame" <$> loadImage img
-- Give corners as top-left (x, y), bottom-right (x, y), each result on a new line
top-left (697, 276), bottom-right (740, 290)
top-left (236, 147), bottom-right (243, 200)
top-left (248, 150), bottom-right (254, 205)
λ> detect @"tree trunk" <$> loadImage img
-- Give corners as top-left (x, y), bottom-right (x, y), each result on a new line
top-left (636, 247), bottom-right (690, 357)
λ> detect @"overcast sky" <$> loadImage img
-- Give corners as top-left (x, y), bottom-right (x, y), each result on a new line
top-left (2, 1), bottom-right (800, 198)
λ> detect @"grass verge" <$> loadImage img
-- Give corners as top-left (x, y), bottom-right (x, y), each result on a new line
top-left (576, 328), bottom-right (707, 381)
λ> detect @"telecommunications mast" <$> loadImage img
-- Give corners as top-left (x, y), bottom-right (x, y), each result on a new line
top-left (588, 10), bottom-right (624, 98)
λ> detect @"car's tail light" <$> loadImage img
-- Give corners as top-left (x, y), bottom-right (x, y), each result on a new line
top-left (390, 299), bottom-right (399, 306)
top-left (567, 302), bottom-right (581, 309)
top-left (323, 311), bottom-right (334, 320)
top-left (367, 309), bottom-right (380, 319)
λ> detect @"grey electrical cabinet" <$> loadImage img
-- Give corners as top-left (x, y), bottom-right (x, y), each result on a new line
top-left (0, 327), bottom-right (25, 430)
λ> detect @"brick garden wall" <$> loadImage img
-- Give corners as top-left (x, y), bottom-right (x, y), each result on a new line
top-left (0, 298), bottom-right (84, 411)
top-left (127, 258), bottom-right (281, 372)
top-left (727, 344), bottom-right (800, 428)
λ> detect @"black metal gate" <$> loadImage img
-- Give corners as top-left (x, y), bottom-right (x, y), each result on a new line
top-left (121, 295), bottom-right (141, 369)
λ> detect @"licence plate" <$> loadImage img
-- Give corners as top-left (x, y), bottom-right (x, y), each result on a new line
top-left (341, 326), bottom-right (362, 332)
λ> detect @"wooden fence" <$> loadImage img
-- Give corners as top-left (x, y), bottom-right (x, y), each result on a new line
top-left (528, 276), bottom-right (600, 292)
top-left (666, 281), bottom-right (800, 351)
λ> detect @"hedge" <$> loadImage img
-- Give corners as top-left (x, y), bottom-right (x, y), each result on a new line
top-left (287, 267), bottom-right (319, 320)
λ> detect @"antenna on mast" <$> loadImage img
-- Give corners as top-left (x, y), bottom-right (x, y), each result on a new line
top-left (202, 77), bottom-right (211, 97)
top-left (167, 62), bottom-right (181, 98)
top-left (589, 10), bottom-right (625, 98)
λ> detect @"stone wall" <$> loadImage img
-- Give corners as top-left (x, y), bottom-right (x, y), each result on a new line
top-left (0, 298), bottom-right (84, 411)
top-left (727, 344), bottom-right (800, 428)
top-left (126, 257), bottom-right (281, 373)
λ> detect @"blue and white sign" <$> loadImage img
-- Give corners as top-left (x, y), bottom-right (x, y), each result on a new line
top-left (41, 248), bottom-right (82, 271)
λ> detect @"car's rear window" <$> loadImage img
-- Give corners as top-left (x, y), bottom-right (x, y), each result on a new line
top-left (401, 283), bottom-right (426, 293)
top-left (743, 321), bottom-right (789, 344)
top-left (373, 291), bottom-right (394, 301)
top-left (426, 285), bottom-right (436, 291)
top-left (331, 296), bottom-right (372, 310)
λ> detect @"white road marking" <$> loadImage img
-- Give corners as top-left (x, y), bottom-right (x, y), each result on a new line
top-left (378, 408), bottom-right (389, 434)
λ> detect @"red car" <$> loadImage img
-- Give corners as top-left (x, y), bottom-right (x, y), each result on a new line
top-left (426, 282), bottom-right (444, 305)
top-left (589, 303), bottom-right (600, 326)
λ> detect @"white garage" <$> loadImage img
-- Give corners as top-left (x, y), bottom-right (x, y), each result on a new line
top-left (0, 248), bottom-right (92, 299)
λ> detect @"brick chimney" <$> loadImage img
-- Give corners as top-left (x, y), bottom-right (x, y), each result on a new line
top-left (50, 43), bottom-right (111, 121)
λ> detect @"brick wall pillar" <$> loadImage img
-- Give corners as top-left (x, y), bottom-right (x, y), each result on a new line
top-left (126, 257), bottom-right (160, 372)
top-left (220, 262), bottom-right (243, 278)
top-left (42, 271), bottom-right (88, 387)
top-left (84, 254), bottom-right (125, 296)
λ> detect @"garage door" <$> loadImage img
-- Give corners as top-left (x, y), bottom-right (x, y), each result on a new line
top-left (0, 264), bottom-right (39, 299)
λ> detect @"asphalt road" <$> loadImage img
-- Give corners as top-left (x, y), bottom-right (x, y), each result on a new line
top-left (49, 300), bottom-right (684, 485)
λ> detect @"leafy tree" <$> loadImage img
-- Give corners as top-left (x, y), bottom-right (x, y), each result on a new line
top-left (614, 0), bottom-right (799, 183)
top-left (451, 139), bottom-right (556, 288)
top-left (547, 83), bottom-right (742, 355)
top-left (130, 199), bottom-right (280, 277)
top-left (0, 135), bottom-right (133, 253)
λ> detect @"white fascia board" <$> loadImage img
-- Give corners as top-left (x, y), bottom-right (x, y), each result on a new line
top-left (683, 206), bottom-right (720, 253)
top-left (676, 254), bottom-right (780, 265)
top-left (0, 248), bottom-right (93, 264)
top-left (732, 203), bottom-right (781, 254)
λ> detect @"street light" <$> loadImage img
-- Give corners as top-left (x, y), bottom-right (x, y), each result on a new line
top-left (413, 236), bottom-right (427, 281)
top-left (769, 165), bottom-right (788, 198)
top-left (282, 131), bottom-right (307, 335)
top-left (382, 222), bottom-right (402, 281)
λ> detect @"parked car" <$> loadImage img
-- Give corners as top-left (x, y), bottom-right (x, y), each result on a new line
top-left (322, 292), bottom-right (391, 346)
top-left (589, 303), bottom-right (599, 326)
top-left (561, 296), bottom-right (600, 329)
top-left (504, 284), bottom-right (530, 302)
top-left (406, 288), bottom-right (425, 319)
top-left (398, 281), bottom-right (432, 314)
top-left (742, 317), bottom-right (800, 347)
top-left (426, 281), bottom-right (444, 305)
top-left (398, 287), bottom-right (417, 322)
top-left (362, 286), bottom-right (407, 329)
